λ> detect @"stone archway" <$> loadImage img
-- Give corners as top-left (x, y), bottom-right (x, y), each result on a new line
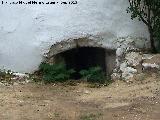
top-left (45, 37), bottom-right (116, 79)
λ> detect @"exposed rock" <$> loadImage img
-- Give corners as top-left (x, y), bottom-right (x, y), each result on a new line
top-left (142, 54), bottom-right (154, 60)
top-left (114, 37), bottom-right (148, 52)
top-left (120, 62), bottom-right (128, 72)
top-left (125, 52), bottom-right (142, 67)
top-left (116, 48), bottom-right (124, 57)
top-left (142, 63), bottom-right (159, 69)
top-left (116, 48), bottom-right (125, 68)
top-left (115, 52), bottom-right (160, 80)
top-left (13, 73), bottom-right (29, 78)
top-left (142, 54), bottom-right (160, 72)
top-left (125, 52), bottom-right (143, 73)
top-left (111, 73), bottom-right (121, 80)
top-left (122, 67), bottom-right (137, 80)
top-left (116, 51), bottom-right (141, 80)
top-left (143, 54), bottom-right (160, 65)
top-left (12, 72), bottom-right (29, 81)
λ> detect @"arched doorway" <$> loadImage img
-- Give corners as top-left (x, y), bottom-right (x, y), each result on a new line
top-left (46, 37), bottom-right (116, 79)
top-left (55, 47), bottom-right (106, 79)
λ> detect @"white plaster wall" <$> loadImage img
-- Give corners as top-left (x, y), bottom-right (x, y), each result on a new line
top-left (0, 0), bottom-right (149, 73)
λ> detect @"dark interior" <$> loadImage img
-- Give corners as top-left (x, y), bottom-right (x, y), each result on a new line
top-left (59, 47), bottom-right (106, 79)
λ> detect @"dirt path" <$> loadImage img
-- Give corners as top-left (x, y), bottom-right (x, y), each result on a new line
top-left (0, 75), bottom-right (160, 120)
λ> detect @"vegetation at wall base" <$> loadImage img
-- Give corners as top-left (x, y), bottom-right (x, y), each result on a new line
top-left (39, 63), bottom-right (75, 83)
top-left (39, 63), bottom-right (112, 85)
top-left (79, 66), bottom-right (108, 84)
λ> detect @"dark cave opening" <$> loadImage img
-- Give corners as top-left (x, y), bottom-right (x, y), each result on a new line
top-left (58, 47), bottom-right (107, 79)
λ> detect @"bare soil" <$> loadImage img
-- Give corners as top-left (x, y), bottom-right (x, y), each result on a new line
top-left (0, 74), bottom-right (160, 120)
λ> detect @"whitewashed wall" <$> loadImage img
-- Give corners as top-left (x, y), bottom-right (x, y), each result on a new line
top-left (0, 0), bottom-right (149, 73)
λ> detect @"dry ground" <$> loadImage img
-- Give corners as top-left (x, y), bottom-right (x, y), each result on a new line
top-left (0, 74), bottom-right (160, 120)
